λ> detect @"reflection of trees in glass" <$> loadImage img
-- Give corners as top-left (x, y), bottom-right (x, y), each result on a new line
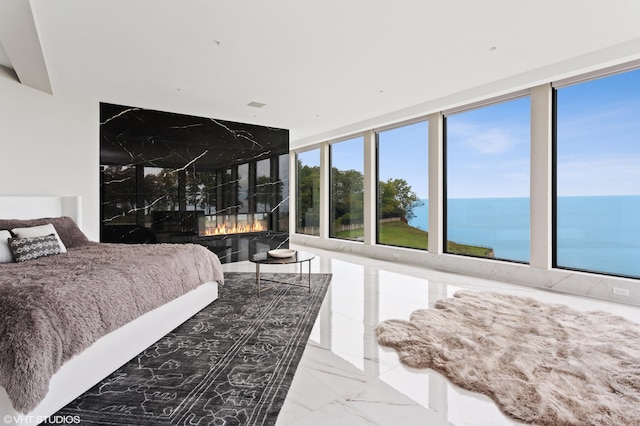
top-left (255, 159), bottom-right (271, 213)
top-left (186, 170), bottom-right (217, 213)
top-left (104, 157), bottom-right (288, 230)
top-left (278, 154), bottom-right (290, 232)
top-left (297, 161), bottom-right (320, 232)
top-left (256, 175), bottom-right (282, 212)
top-left (379, 178), bottom-right (423, 221)
top-left (102, 166), bottom-right (136, 223)
top-left (144, 168), bottom-right (179, 211)
top-left (238, 164), bottom-right (249, 213)
top-left (221, 168), bottom-right (235, 212)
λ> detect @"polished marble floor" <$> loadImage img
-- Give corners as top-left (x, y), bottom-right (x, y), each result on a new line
top-left (220, 243), bottom-right (640, 426)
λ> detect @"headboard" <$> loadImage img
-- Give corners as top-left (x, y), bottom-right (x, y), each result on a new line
top-left (0, 196), bottom-right (83, 231)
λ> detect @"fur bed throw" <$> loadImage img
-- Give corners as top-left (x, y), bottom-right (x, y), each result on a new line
top-left (376, 290), bottom-right (640, 426)
top-left (0, 242), bottom-right (224, 413)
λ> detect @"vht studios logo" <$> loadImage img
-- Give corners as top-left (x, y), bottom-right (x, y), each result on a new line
top-left (3, 415), bottom-right (81, 424)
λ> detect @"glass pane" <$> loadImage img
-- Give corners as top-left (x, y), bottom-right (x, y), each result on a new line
top-left (221, 168), bottom-right (234, 214)
top-left (446, 97), bottom-right (531, 262)
top-left (377, 121), bottom-right (429, 250)
top-left (238, 163), bottom-right (249, 213)
top-left (101, 165), bottom-right (137, 225)
top-left (331, 136), bottom-right (364, 241)
top-left (278, 154), bottom-right (290, 232)
top-left (296, 149), bottom-right (320, 236)
top-left (143, 167), bottom-right (180, 231)
top-left (556, 69), bottom-right (640, 278)
top-left (256, 159), bottom-right (272, 213)
top-left (185, 170), bottom-right (216, 214)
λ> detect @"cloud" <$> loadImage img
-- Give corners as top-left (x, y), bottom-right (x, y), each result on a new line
top-left (449, 122), bottom-right (520, 155)
top-left (557, 155), bottom-right (640, 196)
top-left (557, 105), bottom-right (639, 140)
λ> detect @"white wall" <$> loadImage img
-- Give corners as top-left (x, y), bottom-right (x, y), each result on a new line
top-left (0, 68), bottom-right (99, 240)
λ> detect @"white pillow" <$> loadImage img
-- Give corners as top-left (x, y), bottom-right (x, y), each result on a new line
top-left (0, 230), bottom-right (12, 263)
top-left (11, 224), bottom-right (67, 253)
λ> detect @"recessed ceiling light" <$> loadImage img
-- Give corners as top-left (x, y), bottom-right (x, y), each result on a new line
top-left (247, 101), bottom-right (266, 108)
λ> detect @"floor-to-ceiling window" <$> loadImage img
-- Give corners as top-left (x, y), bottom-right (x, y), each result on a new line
top-left (555, 68), bottom-right (640, 278)
top-left (377, 120), bottom-right (429, 250)
top-left (296, 149), bottom-right (321, 236)
top-left (445, 96), bottom-right (531, 262)
top-left (330, 136), bottom-right (365, 241)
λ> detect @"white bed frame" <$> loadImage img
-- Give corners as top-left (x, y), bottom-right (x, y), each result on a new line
top-left (0, 196), bottom-right (219, 424)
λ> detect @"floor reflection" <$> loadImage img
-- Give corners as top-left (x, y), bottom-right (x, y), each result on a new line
top-left (220, 243), bottom-right (640, 425)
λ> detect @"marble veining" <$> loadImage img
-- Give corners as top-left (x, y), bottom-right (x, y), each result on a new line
top-left (100, 103), bottom-right (290, 261)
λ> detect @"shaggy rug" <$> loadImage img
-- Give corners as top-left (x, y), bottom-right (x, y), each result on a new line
top-left (376, 290), bottom-right (640, 426)
top-left (54, 272), bottom-right (332, 425)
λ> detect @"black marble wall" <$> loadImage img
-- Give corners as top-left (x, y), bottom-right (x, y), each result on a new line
top-left (100, 103), bottom-right (290, 263)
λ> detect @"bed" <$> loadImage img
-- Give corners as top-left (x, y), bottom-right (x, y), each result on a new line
top-left (0, 196), bottom-right (224, 424)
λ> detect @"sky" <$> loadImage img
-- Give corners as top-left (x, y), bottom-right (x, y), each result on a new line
top-left (300, 68), bottom-right (640, 199)
top-left (556, 69), bottom-right (640, 197)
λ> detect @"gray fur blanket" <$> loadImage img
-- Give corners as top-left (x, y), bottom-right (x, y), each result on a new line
top-left (0, 242), bottom-right (224, 413)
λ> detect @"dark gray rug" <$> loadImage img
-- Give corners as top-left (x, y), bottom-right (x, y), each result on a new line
top-left (53, 272), bottom-right (332, 425)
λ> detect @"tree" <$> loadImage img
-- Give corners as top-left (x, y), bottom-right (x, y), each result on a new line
top-left (102, 166), bottom-right (137, 223)
top-left (255, 175), bottom-right (283, 212)
top-left (331, 168), bottom-right (364, 227)
top-left (297, 161), bottom-right (320, 228)
top-left (379, 178), bottom-right (423, 221)
top-left (143, 169), bottom-right (180, 211)
top-left (185, 170), bottom-right (217, 213)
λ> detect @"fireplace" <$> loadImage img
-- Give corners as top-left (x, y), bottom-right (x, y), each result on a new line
top-left (198, 213), bottom-right (269, 237)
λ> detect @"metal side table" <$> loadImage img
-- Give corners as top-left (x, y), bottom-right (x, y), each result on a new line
top-left (250, 250), bottom-right (315, 296)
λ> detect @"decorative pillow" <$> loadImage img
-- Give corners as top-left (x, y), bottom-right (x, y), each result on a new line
top-left (0, 216), bottom-right (89, 248)
top-left (8, 234), bottom-right (62, 262)
top-left (0, 230), bottom-right (12, 263)
top-left (11, 224), bottom-right (67, 253)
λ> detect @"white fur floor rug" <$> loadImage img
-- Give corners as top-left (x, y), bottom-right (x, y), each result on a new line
top-left (376, 290), bottom-right (640, 426)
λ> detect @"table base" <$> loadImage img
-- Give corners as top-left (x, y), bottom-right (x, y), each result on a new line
top-left (255, 259), bottom-right (312, 296)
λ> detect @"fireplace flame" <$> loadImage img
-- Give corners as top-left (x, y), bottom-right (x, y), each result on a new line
top-left (202, 220), bottom-right (265, 236)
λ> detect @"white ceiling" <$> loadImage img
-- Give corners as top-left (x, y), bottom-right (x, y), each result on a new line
top-left (2, 0), bottom-right (640, 146)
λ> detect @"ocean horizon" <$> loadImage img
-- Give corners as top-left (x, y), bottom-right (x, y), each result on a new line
top-left (408, 195), bottom-right (640, 278)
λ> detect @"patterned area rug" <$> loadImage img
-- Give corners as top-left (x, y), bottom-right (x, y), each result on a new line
top-left (54, 272), bottom-right (332, 425)
top-left (376, 290), bottom-right (640, 426)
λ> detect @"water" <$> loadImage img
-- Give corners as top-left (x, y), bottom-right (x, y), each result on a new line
top-left (408, 196), bottom-right (640, 278)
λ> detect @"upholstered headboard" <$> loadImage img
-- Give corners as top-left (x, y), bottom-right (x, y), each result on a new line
top-left (0, 196), bottom-right (83, 231)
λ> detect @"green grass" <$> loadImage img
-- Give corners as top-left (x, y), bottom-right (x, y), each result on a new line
top-left (334, 220), bottom-right (494, 257)
top-left (378, 220), bottom-right (428, 250)
top-left (333, 228), bottom-right (364, 239)
top-left (446, 239), bottom-right (495, 258)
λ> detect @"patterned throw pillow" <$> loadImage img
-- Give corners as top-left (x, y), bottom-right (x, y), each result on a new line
top-left (11, 223), bottom-right (67, 253)
top-left (8, 234), bottom-right (62, 262)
